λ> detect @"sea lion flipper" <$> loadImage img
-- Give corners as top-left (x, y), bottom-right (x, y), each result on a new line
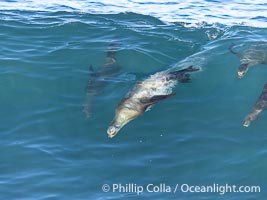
top-left (167, 66), bottom-right (198, 82)
top-left (169, 66), bottom-right (199, 76)
top-left (89, 65), bottom-right (96, 75)
top-left (178, 74), bottom-right (191, 83)
top-left (89, 64), bottom-right (94, 72)
top-left (183, 65), bottom-right (199, 72)
top-left (89, 65), bottom-right (99, 77)
top-left (141, 93), bottom-right (176, 106)
top-left (229, 43), bottom-right (239, 56)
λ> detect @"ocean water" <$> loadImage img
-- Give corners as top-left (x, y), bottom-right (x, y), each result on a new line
top-left (0, 0), bottom-right (267, 199)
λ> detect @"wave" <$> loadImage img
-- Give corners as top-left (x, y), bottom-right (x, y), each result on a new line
top-left (0, 0), bottom-right (266, 28)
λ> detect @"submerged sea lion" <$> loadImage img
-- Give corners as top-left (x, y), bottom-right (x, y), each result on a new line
top-left (229, 44), bottom-right (267, 79)
top-left (107, 66), bottom-right (199, 138)
top-left (243, 82), bottom-right (267, 127)
top-left (83, 43), bottom-right (121, 117)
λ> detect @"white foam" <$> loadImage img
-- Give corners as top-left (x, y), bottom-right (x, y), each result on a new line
top-left (0, 0), bottom-right (267, 28)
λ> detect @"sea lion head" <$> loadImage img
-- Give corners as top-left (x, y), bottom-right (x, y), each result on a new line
top-left (107, 106), bottom-right (140, 138)
top-left (107, 124), bottom-right (122, 138)
top-left (243, 109), bottom-right (261, 127)
top-left (243, 118), bottom-right (251, 127)
top-left (237, 63), bottom-right (249, 79)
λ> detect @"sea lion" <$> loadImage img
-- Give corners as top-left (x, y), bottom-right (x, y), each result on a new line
top-left (243, 82), bottom-right (267, 127)
top-left (107, 66), bottom-right (199, 138)
top-left (229, 43), bottom-right (267, 79)
top-left (83, 43), bottom-right (121, 117)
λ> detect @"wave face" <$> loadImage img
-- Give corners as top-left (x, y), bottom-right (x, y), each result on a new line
top-left (0, 1), bottom-right (267, 200)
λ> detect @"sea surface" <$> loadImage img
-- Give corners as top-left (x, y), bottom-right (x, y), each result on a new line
top-left (0, 0), bottom-right (267, 199)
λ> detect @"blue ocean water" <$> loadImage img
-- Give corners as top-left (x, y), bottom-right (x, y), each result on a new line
top-left (0, 0), bottom-right (267, 199)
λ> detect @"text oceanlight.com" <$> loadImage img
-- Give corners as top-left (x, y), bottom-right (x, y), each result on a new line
top-left (102, 183), bottom-right (261, 195)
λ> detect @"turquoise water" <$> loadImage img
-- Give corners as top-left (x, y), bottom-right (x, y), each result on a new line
top-left (0, 1), bottom-right (267, 199)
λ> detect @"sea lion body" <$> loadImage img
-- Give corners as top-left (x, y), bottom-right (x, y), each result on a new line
top-left (107, 66), bottom-right (199, 138)
top-left (243, 82), bottom-right (267, 127)
top-left (229, 44), bottom-right (267, 79)
top-left (83, 43), bottom-right (121, 117)
top-left (87, 56), bottom-right (120, 95)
